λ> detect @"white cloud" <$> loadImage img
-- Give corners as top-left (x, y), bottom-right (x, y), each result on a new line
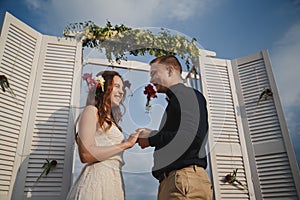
top-left (48, 0), bottom-right (157, 27)
top-left (163, 0), bottom-right (209, 21)
top-left (24, 0), bottom-right (43, 9)
top-left (29, 0), bottom-right (217, 34)
top-left (271, 21), bottom-right (300, 108)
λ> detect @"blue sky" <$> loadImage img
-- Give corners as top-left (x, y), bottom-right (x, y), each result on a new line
top-left (1, 0), bottom-right (300, 199)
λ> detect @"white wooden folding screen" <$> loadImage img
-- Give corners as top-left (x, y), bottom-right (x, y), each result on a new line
top-left (231, 51), bottom-right (300, 200)
top-left (194, 50), bottom-right (300, 199)
top-left (198, 55), bottom-right (255, 199)
top-left (0, 12), bottom-right (82, 200)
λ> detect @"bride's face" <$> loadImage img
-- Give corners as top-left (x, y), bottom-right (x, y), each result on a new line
top-left (110, 76), bottom-right (124, 107)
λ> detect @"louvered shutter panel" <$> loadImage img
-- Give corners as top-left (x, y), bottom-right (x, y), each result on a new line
top-left (0, 12), bottom-right (43, 200)
top-left (198, 56), bottom-right (255, 200)
top-left (0, 12), bottom-right (82, 200)
top-left (231, 50), bottom-right (300, 199)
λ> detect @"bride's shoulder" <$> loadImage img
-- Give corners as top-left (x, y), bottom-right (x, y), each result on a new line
top-left (84, 105), bottom-right (98, 113)
top-left (81, 105), bottom-right (98, 119)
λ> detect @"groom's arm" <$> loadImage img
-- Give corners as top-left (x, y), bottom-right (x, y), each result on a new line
top-left (148, 109), bottom-right (194, 148)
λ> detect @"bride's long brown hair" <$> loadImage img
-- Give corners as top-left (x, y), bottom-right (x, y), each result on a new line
top-left (86, 70), bottom-right (125, 132)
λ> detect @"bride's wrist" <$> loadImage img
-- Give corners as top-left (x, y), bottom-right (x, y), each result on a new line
top-left (119, 141), bottom-right (130, 150)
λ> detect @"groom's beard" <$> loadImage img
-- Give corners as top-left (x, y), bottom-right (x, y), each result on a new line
top-left (154, 84), bottom-right (167, 93)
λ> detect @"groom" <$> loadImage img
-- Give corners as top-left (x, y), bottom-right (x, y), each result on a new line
top-left (137, 55), bottom-right (212, 200)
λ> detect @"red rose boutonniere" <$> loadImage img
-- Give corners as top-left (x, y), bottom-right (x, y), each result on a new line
top-left (143, 84), bottom-right (157, 112)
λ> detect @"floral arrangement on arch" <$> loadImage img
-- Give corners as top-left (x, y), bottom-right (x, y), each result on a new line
top-left (64, 21), bottom-right (199, 71)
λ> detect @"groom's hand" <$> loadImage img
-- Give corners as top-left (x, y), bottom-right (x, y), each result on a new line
top-left (136, 128), bottom-right (152, 149)
top-left (137, 138), bottom-right (149, 149)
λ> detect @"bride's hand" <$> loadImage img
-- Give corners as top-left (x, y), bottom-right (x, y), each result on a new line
top-left (124, 131), bottom-right (140, 149)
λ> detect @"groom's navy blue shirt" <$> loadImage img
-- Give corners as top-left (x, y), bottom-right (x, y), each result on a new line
top-left (148, 83), bottom-right (209, 180)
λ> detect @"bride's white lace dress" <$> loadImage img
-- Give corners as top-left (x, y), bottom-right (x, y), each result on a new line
top-left (66, 124), bottom-right (125, 200)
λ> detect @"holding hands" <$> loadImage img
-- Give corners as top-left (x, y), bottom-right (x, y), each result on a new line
top-left (124, 128), bottom-right (153, 149)
top-left (136, 128), bottom-right (152, 149)
top-left (124, 131), bottom-right (140, 149)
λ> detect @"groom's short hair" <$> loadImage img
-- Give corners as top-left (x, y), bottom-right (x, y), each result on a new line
top-left (150, 55), bottom-right (182, 74)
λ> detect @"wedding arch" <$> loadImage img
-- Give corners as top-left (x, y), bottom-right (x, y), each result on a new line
top-left (63, 20), bottom-right (300, 199)
top-left (63, 20), bottom-right (200, 71)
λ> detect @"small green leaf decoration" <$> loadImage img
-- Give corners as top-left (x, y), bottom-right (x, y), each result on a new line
top-left (64, 21), bottom-right (199, 71)
top-left (257, 87), bottom-right (273, 105)
top-left (36, 159), bottom-right (57, 182)
top-left (224, 168), bottom-right (247, 190)
top-left (0, 75), bottom-right (15, 96)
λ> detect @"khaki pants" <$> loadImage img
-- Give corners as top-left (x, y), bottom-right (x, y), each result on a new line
top-left (157, 165), bottom-right (212, 200)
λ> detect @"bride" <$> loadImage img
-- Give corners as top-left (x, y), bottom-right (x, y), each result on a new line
top-left (67, 70), bottom-right (139, 200)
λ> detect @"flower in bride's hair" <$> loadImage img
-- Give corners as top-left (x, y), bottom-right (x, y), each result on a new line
top-left (82, 73), bottom-right (105, 95)
top-left (95, 75), bottom-right (105, 92)
top-left (82, 73), bottom-right (92, 84)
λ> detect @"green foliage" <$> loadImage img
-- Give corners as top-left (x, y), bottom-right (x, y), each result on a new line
top-left (64, 21), bottom-right (200, 70)
top-left (0, 75), bottom-right (15, 96)
top-left (36, 159), bottom-right (57, 182)
top-left (257, 88), bottom-right (273, 105)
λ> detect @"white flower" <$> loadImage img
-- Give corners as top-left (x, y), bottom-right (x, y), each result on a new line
top-left (95, 75), bottom-right (105, 84)
top-left (95, 75), bottom-right (105, 92)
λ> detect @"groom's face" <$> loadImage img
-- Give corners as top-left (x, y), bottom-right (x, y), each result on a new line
top-left (150, 63), bottom-right (169, 93)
